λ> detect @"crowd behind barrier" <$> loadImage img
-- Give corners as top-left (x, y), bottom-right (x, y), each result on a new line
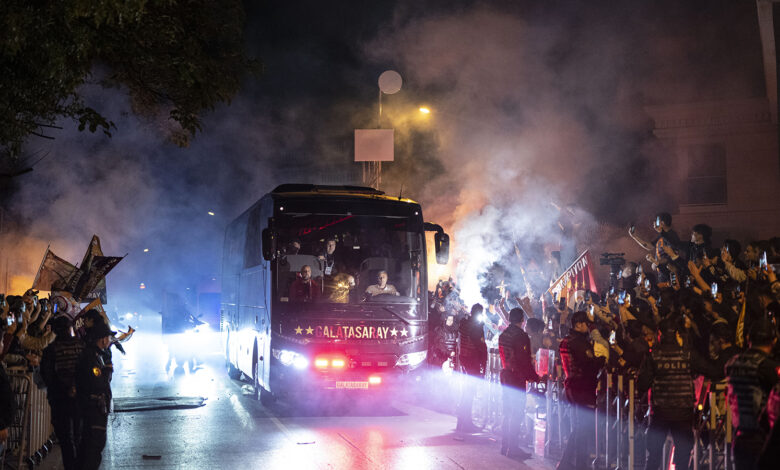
top-left (430, 214), bottom-right (780, 470)
top-left (1, 291), bottom-right (58, 469)
top-left (1, 288), bottom-right (120, 470)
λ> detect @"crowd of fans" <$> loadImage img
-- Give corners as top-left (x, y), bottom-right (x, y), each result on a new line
top-left (1, 289), bottom-right (118, 470)
top-left (429, 212), bottom-right (780, 470)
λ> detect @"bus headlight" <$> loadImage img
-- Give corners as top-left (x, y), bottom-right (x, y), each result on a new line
top-left (272, 349), bottom-right (309, 369)
top-left (396, 350), bottom-right (427, 368)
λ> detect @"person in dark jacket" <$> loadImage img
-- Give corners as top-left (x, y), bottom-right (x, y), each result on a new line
top-left (75, 321), bottom-right (115, 470)
top-left (557, 311), bottom-right (605, 470)
top-left (725, 319), bottom-right (779, 470)
top-left (455, 303), bottom-right (487, 433)
top-left (41, 316), bottom-right (85, 470)
top-left (638, 319), bottom-right (720, 470)
top-left (710, 322), bottom-right (741, 380)
top-left (498, 307), bottom-right (540, 459)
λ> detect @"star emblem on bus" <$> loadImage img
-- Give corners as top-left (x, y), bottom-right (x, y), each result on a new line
top-left (305, 326), bottom-right (314, 335)
top-left (295, 326), bottom-right (303, 335)
top-left (400, 328), bottom-right (408, 337)
top-left (390, 327), bottom-right (398, 337)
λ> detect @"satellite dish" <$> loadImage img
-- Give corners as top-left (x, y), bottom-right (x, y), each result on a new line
top-left (378, 70), bottom-right (403, 94)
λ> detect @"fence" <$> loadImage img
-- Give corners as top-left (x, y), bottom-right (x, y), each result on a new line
top-left (1, 367), bottom-right (55, 470)
top-left (469, 350), bottom-right (735, 470)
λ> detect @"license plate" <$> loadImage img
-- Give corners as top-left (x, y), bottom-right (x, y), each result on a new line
top-left (335, 381), bottom-right (369, 389)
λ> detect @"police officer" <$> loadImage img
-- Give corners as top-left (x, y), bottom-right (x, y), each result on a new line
top-left (725, 318), bottom-right (779, 470)
top-left (40, 316), bottom-right (85, 470)
top-left (455, 303), bottom-right (487, 433)
top-left (638, 318), bottom-right (718, 470)
top-left (557, 311), bottom-right (605, 470)
top-left (498, 307), bottom-right (539, 459)
top-left (75, 321), bottom-right (115, 470)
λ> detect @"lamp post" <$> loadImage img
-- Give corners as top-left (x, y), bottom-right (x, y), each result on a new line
top-left (361, 70), bottom-right (403, 190)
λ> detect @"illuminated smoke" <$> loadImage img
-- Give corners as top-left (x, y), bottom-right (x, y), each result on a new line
top-left (364, 2), bottom-right (763, 304)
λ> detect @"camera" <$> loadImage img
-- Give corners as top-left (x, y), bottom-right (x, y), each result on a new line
top-left (600, 252), bottom-right (626, 266)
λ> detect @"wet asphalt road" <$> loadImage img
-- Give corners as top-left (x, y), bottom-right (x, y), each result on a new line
top-left (47, 325), bottom-right (556, 470)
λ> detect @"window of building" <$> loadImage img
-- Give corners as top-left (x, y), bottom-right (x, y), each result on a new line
top-left (685, 143), bottom-right (727, 205)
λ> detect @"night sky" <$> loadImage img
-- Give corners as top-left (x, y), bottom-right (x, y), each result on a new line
top-left (2, 0), bottom-right (768, 309)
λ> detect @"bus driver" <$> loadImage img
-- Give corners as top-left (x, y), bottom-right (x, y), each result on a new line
top-left (364, 270), bottom-right (399, 298)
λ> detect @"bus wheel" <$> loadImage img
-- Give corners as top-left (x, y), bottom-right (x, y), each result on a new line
top-left (254, 361), bottom-right (276, 405)
top-left (225, 340), bottom-right (241, 379)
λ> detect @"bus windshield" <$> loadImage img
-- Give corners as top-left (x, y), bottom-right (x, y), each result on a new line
top-left (275, 213), bottom-right (423, 305)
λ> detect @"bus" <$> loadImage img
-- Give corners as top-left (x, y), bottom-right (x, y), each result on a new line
top-left (221, 184), bottom-right (449, 404)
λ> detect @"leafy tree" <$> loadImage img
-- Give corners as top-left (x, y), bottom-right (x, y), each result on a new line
top-left (0, 0), bottom-right (258, 170)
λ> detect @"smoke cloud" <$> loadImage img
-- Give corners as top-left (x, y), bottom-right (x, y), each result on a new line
top-left (363, 1), bottom-right (764, 304)
top-left (1, 0), bottom-right (764, 315)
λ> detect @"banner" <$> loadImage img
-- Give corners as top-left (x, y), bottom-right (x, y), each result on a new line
top-left (81, 235), bottom-right (109, 303)
top-left (72, 255), bottom-right (123, 300)
top-left (80, 235), bottom-right (103, 272)
top-left (547, 250), bottom-right (599, 301)
top-left (84, 279), bottom-right (108, 304)
top-left (32, 248), bottom-right (78, 292)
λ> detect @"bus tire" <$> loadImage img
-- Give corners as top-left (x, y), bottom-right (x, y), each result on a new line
top-left (225, 337), bottom-right (241, 379)
top-left (253, 361), bottom-right (275, 405)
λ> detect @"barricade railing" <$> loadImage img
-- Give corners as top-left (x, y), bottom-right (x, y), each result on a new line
top-left (1, 367), bottom-right (54, 469)
top-left (465, 352), bottom-right (735, 470)
top-left (472, 348), bottom-right (503, 433)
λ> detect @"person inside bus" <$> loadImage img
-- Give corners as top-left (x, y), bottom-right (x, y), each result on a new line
top-left (283, 238), bottom-right (301, 255)
top-left (289, 265), bottom-right (321, 302)
top-left (317, 238), bottom-right (342, 276)
top-left (364, 270), bottom-right (400, 299)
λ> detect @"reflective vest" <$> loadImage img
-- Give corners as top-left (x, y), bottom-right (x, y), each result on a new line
top-left (725, 349), bottom-right (769, 432)
top-left (651, 345), bottom-right (693, 412)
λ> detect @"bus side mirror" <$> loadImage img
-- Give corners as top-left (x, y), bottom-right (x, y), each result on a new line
top-left (434, 231), bottom-right (449, 265)
top-left (262, 228), bottom-right (275, 261)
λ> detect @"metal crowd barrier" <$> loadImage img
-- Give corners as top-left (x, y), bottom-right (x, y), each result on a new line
top-left (1, 367), bottom-right (55, 469)
top-left (472, 348), bottom-right (503, 433)
top-left (466, 350), bottom-right (735, 470)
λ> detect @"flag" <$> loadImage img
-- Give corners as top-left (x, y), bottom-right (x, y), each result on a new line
top-left (84, 279), bottom-right (109, 304)
top-left (51, 290), bottom-right (82, 320)
top-left (32, 248), bottom-right (78, 292)
top-left (80, 235), bottom-right (109, 303)
top-left (547, 250), bottom-right (599, 302)
top-left (735, 296), bottom-right (747, 348)
top-left (73, 297), bottom-right (107, 339)
top-left (80, 235), bottom-right (103, 272)
top-left (72, 255), bottom-right (124, 300)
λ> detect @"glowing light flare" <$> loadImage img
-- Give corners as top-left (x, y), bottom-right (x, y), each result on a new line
top-left (331, 359), bottom-right (346, 368)
top-left (139, 282), bottom-right (146, 290)
top-left (419, 106), bottom-right (431, 114)
top-left (143, 248), bottom-right (149, 252)
top-left (207, 211), bottom-right (215, 216)
top-left (368, 376), bottom-right (381, 385)
top-left (314, 358), bottom-right (329, 369)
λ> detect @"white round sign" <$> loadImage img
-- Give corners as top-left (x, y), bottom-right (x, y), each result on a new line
top-left (378, 70), bottom-right (403, 94)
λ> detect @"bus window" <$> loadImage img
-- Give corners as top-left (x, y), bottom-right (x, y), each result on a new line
top-left (275, 214), bottom-right (422, 304)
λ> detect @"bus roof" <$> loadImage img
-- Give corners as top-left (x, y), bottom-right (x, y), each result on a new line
top-left (270, 184), bottom-right (419, 205)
